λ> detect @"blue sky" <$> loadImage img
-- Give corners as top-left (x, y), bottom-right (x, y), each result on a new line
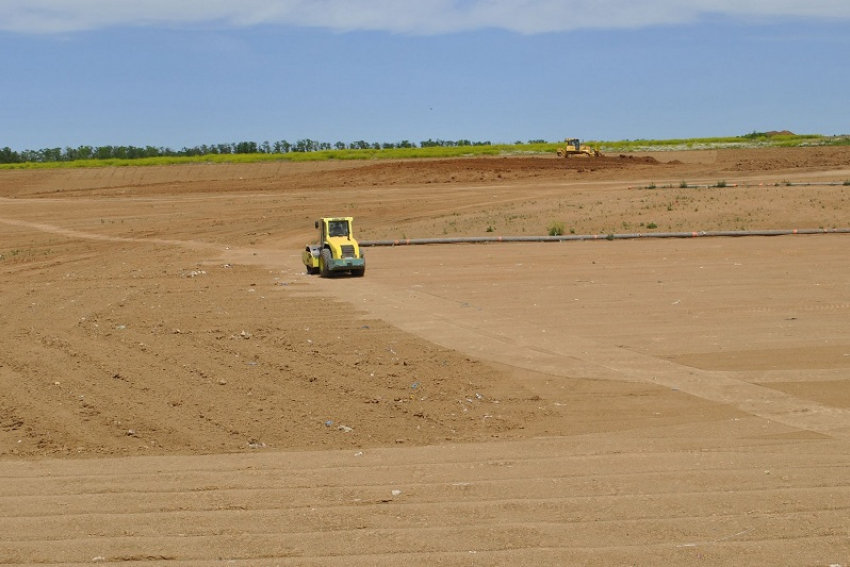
top-left (1, 1), bottom-right (848, 151)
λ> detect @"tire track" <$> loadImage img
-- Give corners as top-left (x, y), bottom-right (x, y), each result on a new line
top-left (311, 245), bottom-right (850, 440)
top-left (1, 433), bottom-right (848, 566)
top-left (0, 216), bottom-right (221, 252)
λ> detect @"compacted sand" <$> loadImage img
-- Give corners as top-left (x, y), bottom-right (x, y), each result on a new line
top-left (1, 147), bottom-right (849, 565)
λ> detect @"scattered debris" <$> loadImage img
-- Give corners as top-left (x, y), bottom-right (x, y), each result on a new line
top-left (183, 270), bottom-right (207, 278)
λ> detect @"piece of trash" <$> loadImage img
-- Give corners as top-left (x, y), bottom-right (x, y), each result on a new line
top-left (338, 425), bottom-right (353, 433)
top-left (411, 381), bottom-right (419, 389)
top-left (391, 489), bottom-right (402, 497)
top-left (324, 420), bottom-right (334, 427)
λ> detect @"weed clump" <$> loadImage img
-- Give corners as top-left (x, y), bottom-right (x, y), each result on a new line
top-left (548, 221), bottom-right (565, 236)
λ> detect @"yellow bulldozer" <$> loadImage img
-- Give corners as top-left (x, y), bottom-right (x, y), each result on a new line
top-left (556, 138), bottom-right (601, 158)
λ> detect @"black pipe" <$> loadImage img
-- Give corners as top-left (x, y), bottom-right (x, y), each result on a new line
top-left (361, 228), bottom-right (850, 247)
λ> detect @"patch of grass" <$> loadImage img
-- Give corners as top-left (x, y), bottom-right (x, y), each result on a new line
top-left (592, 133), bottom-right (837, 153)
top-left (547, 221), bottom-right (565, 236)
top-left (4, 133), bottom-right (845, 171)
top-left (646, 222), bottom-right (658, 229)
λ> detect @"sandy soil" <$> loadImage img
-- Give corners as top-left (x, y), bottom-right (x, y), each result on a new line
top-left (1, 147), bottom-right (849, 565)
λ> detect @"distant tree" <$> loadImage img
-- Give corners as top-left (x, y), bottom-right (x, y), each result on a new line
top-left (273, 140), bottom-right (294, 154)
top-left (1, 135), bottom-right (505, 164)
top-left (0, 146), bottom-right (21, 163)
top-left (37, 147), bottom-right (62, 162)
top-left (293, 139), bottom-right (319, 152)
top-left (77, 146), bottom-right (95, 160)
top-left (234, 141), bottom-right (258, 154)
top-left (95, 146), bottom-right (113, 160)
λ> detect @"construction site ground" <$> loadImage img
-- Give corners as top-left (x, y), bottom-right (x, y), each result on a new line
top-left (1, 146), bottom-right (849, 566)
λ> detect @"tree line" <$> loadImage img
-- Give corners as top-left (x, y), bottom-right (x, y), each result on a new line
top-left (0, 137), bottom-right (514, 165)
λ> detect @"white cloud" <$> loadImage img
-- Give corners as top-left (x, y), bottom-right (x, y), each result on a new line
top-left (1, 0), bottom-right (849, 35)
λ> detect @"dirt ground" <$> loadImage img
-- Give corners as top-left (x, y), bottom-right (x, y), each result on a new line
top-left (1, 147), bottom-right (849, 565)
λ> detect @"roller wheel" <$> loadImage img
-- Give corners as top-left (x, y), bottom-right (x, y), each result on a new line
top-left (320, 248), bottom-right (332, 278)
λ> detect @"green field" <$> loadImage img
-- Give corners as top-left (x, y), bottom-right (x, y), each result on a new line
top-left (2, 134), bottom-right (847, 171)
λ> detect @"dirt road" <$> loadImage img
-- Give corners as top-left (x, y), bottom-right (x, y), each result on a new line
top-left (1, 147), bottom-right (849, 565)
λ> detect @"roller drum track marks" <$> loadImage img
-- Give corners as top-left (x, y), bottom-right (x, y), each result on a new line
top-left (2, 435), bottom-right (849, 566)
top-left (310, 240), bottom-right (850, 440)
